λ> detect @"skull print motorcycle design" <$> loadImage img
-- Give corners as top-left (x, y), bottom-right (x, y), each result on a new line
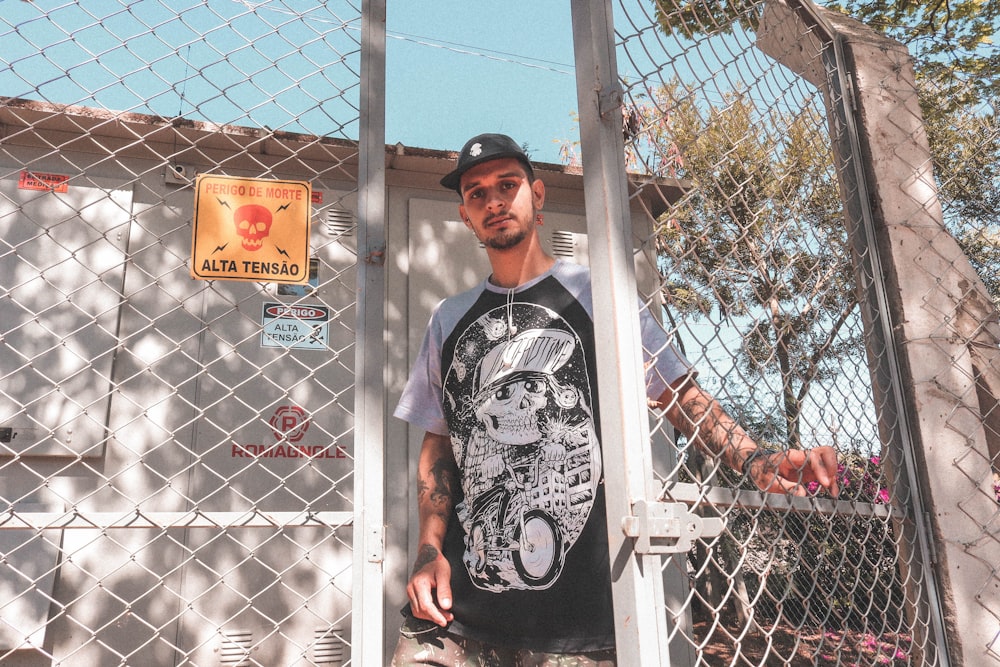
top-left (443, 300), bottom-right (599, 592)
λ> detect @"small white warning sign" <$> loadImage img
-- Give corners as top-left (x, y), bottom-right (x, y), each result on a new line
top-left (261, 302), bottom-right (329, 350)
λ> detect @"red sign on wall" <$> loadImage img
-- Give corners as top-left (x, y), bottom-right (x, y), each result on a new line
top-left (230, 405), bottom-right (348, 460)
top-left (18, 171), bottom-right (70, 193)
top-left (269, 405), bottom-right (310, 442)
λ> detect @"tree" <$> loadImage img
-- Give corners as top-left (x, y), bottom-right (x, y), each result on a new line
top-left (921, 78), bottom-right (1000, 303)
top-left (613, 0), bottom-right (997, 642)
top-left (652, 1), bottom-right (1000, 306)
top-left (655, 1), bottom-right (999, 104)
top-left (636, 2), bottom-right (1000, 439)
top-left (824, 0), bottom-right (999, 105)
top-left (631, 82), bottom-right (861, 449)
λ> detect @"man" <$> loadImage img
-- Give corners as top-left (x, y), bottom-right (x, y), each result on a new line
top-left (392, 133), bottom-right (840, 665)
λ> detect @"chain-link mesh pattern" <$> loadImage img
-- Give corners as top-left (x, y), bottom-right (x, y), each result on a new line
top-left (2, 1), bottom-right (998, 665)
top-left (2, 2), bottom-right (362, 665)
top-left (600, 0), bottom-right (998, 664)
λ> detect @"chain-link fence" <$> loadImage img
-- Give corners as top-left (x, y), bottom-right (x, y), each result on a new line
top-left (2, 0), bottom-right (998, 665)
top-left (1, 2), bottom-right (370, 665)
top-left (574, 0), bottom-right (999, 664)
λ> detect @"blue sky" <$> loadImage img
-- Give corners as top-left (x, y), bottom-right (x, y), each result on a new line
top-left (1, 1), bottom-right (594, 164)
top-left (0, 1), bottom-right (771, 164)
top-left (385, 2), bottom-right (579, 164)
top-left (3, 1), bottom-right (994, 165)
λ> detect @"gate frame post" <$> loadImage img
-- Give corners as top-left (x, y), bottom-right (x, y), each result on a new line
top-left (353, 1), bottom-right (388, 664)
top-left (570, 3), bottom-right (673, 665)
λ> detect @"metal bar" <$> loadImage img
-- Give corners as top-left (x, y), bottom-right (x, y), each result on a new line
top-left (796, 0), bottom-right (953, 660)
top-left (663, 482), bottom-right (903, 519)
top-left (0, 511), bottom-right (354, 531)
top-left (353, 1), bottom-right (388, 665)
top-left (571, 2), bottom-right (670, 665)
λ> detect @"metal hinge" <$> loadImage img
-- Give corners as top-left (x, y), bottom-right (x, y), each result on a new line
top-left (367, 521), bottom-right (384, 563)
top-left (622, 500), bottom-right (725, 554)
top-left (597, 84), bottom-right (624, 121)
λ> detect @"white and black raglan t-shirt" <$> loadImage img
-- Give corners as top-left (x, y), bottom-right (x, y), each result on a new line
top-left (395, 260), bottom-right (694, 653)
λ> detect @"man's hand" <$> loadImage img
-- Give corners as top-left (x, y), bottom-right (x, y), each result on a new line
top-left (658, 380), bottom-right (841, 497)
top-left (745, 445), bottom-right (840, 497)
top-left (406, 544), bottom-right (454, 627)
top-left (409, 432), bottom-right (457, 627)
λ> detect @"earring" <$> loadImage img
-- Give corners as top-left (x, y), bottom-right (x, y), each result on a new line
top-left (536, 213), bottom-right (544, 226)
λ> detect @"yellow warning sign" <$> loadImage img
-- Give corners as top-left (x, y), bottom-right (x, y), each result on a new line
top-left (191, 174), bottom-right (312, 283)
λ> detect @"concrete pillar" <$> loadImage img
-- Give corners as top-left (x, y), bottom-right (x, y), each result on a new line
top-left (758, 2), bottom-right (1000, 664)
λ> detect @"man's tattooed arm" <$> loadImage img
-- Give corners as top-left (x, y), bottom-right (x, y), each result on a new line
top-left (407, 431), bottom-right (459, 624)
top-left (656, 377), bottom-right (840, 496)
top-left (418, 456), bottom-right (458, 519)
top-left (658, 378), bottom-right (772, 480)
top-left (414, 432), bottom-right (459, 562)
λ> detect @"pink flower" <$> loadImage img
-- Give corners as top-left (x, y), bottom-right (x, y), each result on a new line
top-left (877, 488), bottom-right (890, 503)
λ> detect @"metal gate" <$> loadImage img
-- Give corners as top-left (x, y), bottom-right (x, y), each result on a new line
top-left (2, 1), bottom-right (998, 666)
top-left (571, 0), bottom-right (998, 664)
top-left (1, 2), bottom-right (378, 665)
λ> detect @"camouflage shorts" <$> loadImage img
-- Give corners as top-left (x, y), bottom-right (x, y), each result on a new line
top-left (390, 616), bottom-right (617, 667)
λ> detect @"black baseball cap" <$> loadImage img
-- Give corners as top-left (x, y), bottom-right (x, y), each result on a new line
top-left (440, 133), bottom-right (534, 193)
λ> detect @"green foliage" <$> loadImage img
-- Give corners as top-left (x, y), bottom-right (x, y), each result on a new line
top-left (824, 0), bottom-right (1000, 103)
top-left (920, 79), bottom-right (1000, 303)
top-left (653, 0), bottom-right (759, 40)
top-left (822, 5), bottom-right (1000, 300)
top-left (638, 1), bottom-right (1000, 440)
top-left (655, 1), bottom-right (1000, 102)
top-left (637, 82), bottom-right (860, 447)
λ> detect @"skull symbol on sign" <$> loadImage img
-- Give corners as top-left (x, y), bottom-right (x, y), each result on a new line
top-left (233, 204), bottom-right (272, 251)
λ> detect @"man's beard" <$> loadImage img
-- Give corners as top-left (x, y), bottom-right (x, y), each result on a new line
top-left (483, 226), bottom-right (529, 250)
top-left (481, 213), bottom-right (531, 250)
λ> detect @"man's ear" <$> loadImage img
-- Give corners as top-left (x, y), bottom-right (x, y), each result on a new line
top-left (458, 205), bottom-right (471, 229)
top-left (531, 178), bottom-right (546, 209)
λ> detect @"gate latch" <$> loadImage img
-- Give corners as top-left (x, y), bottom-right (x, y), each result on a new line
top-left (622, 500), bottom-right (725, 554)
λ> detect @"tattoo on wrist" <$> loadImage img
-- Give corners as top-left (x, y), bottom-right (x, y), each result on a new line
top-left (743, 446), bottom-right (781, 477)
top-left (413, 544), bottom-right (439, 573)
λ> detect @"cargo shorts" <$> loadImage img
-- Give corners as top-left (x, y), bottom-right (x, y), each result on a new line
top-left (390, 616), bottom-right (617, 667)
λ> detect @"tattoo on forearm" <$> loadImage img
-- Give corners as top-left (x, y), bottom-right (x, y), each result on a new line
top-left (413, 544), bottom-right (439, 574)
top-left (418, 455), bottom-right (458, 520)
top-left (430, 458), bottom-right (457, 503)
top-left (681, 394), bottom-right (743, 471)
